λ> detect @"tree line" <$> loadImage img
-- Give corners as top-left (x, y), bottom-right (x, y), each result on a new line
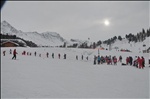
top-left (67, 28), bottom-right (150, 49)
top-left (103, 28), bottom-right (150, 45)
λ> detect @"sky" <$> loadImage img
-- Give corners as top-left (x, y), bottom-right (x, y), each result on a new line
top-left (1, 1), bottom-right (150, 42)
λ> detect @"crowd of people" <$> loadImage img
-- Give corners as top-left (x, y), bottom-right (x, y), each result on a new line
top-left (126, 56), bottom-right (145, 69)
top-left (2, 49), bottom-right (148, 69)
top-left (93, 54), bottom-right (146, 69)
top-left (93, 55), bottom-right (122, 65)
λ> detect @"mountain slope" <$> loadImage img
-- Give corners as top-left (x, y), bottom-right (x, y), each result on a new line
top-left (1, 20), bottom-right (65, 46)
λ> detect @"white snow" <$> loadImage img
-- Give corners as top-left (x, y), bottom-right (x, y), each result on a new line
top-left (1, 47), bottom-right (150, 98)
top-left (1, 20), bottom-right (150, 99)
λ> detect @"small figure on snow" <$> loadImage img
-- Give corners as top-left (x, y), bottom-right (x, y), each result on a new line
top-left (94, 55), bottom-right (97, 65)
top-left (64, 54), bottom-right (66, 59)
top-left (119, 55), bottom-right (122, 62)
top-left (12, 49), bottom-right (17, 60)
top-left (86, 56), bottom-right (88, 60)
top-left (3, 50), bottom-right (6, 56)
top-left (76, 55), bottom-right (78, 60)
top-left (34, 51), bottom-right (37, 56)
top-left (52, 53), bottom-right (54, 59)
top-left (81, 55), bottom-right (83, 60)
top-left (46, 52), bottom-right (49, 58)
top-left (97, 55), bottom-right (101, 64)
top-left (10, 49), bottom-right (12, 54)
top-left (58, 53), bottom-right (60, 59)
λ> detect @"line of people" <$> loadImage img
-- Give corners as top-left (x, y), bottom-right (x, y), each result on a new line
top-left (21, 50), bottom-right (89, 61)
top-left (2, 49), bottom-right (147, 68)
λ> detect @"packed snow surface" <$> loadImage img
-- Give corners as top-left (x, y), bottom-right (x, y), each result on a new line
top-left (1, 47), bottom-right (150, 98)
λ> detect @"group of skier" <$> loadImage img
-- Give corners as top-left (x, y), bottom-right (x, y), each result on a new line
top-left (3, 49), bottom-right (18, 60)
top-left (133, 56), bottom-right (145, 69)
top-left (22, 50), bottom-right (67, 59)
top-left (2, 49), bottom-right (147, 68)
top-left (94, 55), bottom-right (122, 65)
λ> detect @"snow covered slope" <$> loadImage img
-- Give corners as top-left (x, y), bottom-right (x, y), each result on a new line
top-left (1, 47), bottom-right (149, 98)
top-left (1, 20), bottom-right (65, 46)
top-left (101, 37), bottom-right (150, 53)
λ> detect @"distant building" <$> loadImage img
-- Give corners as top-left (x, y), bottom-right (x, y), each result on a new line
top-left (1, 39), bottom-right (27, 47)
top-left (1, 41), bottom-right (19, 47)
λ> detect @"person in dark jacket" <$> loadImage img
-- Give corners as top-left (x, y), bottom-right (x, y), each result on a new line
top-left (46, 52), bottom-right (49, 58)
top-left (12, 49), bottom-right (17, 60)
top-left (76, 55), bottom-right (78, 60)
top-left (94, 55), bottom-right (97, 65)
top-left (141, 56), bottom-right (145, 68)
top-left (52, 53), bottom-right (54, 59)
top-left (119, 55), bottom-right (122, 62)
top-left (58, 53), bottom-right (60, 59)
top-left (129, 56), bottom-right (133, 66)
top-left (81, 55), bottom-right (83, 60)
top-left (64, 54), bottom-right (66, 59)
top-left (34, 51), bottom-right (37, 56)
top-left (3, 51), bottom-right (6, 56)
top-left (10, 49), bottom-right (12, 54)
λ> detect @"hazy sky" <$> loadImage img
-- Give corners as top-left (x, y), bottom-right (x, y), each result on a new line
top-left (1, 1), bottom-right (149, 42)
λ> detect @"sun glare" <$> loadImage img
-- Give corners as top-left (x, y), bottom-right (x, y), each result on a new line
top-left (104, 20), bottom-right (110, 26)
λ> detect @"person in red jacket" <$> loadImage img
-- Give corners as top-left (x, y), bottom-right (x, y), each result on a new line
top-left (141, 56), bottom-right (145, 69)
top-left (12, 49), bottom-right (17, 60)
top-left (126, 57), bottom-right (129, 65)
top-left (137, 57), bottom-right (143, 69)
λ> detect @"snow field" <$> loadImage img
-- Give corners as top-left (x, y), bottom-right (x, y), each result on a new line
top-left (1, 47), bottom-right (150, 98)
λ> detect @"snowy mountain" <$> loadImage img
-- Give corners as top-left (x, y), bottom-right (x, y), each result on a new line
top-left (1, 20), bottom-right (66, 46)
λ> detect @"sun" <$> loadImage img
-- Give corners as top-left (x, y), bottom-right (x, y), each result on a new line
top-left (104, 20), bottom-right (110, 26)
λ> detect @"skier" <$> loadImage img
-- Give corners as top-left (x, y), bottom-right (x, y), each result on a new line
top-left (76, 55), bottom-right (78, 60)
top-left (22, 51), bottom-right (26, 55)
top-left (46, 52), bottom-right (49, 58)
top-left (34, 51), bottom-right (37, 56)
top-left (129, 56), bottom-right (133, 66)
top-left (12, 49), bottom-right (17, 60)
top-left (97, 55), bottom-right (101, 64)
top-left (52, 53), bottom-right (54, 59)
top-left (133, 56), bottom-right (138, 67)
top-left (10, 49), bottom-right (12, 54)
top-left (119, 55), bottom-right (122, 62)
top-left (86, 56), bottom-right (88, 60)
top-left (137, 57), bottom-right (142, 69)
top-left (113, 56), bottom-right (117, 65)
top-left (58, 53), bottom-right (60, 59)
top-left (141, 56), bottom-right (145, 68)
top-left (94, 55), bottom-right (97, 65)
top-left (126, 57), bottom-right (129, 65)
top-left (81, 55), bottom-right (83, 60)
top-left (64, 54), bottom-right (66, 59)
top-left (3, 51), bottom-right (6, 56)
